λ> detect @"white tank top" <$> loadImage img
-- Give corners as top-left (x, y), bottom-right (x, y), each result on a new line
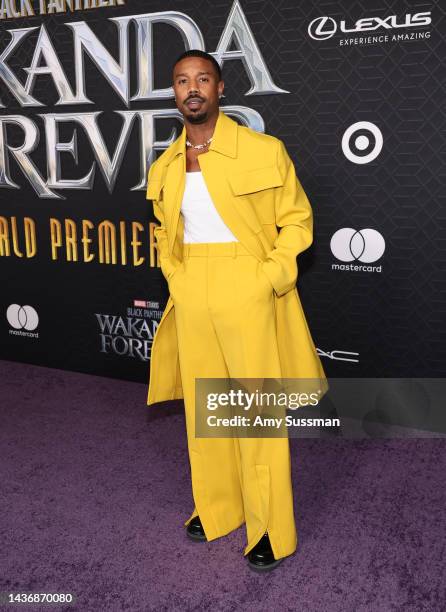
top-left (180, 171), bottom-right (239, 243)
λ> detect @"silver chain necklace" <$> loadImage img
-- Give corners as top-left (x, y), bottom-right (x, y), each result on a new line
top-left (186, 136), bottom-right (213, 150)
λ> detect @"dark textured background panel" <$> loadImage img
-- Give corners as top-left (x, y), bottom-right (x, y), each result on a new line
top-left (0, 0), bottom-right (444, 381)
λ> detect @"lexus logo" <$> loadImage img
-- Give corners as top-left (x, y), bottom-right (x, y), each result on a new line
top-left (342, 122), bottom-right (383, 164)
top-left (308, 17), bottom-right (337, 41)
top-left (6, 304), bottom-right (39, 331)
top-left (308, 12), bottom-right (431, 41)
top-left (331, 229), bottom-right (385, 263)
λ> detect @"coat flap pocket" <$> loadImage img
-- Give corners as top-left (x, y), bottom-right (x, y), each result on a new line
top-left (228, 165), bottom-right (284, 196)
top-left (146, 178), bottom-right (164, 201)
top-left (146, 166), bottom-right (167, 200)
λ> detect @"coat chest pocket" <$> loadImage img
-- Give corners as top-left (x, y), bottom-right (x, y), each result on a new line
top-left (228, 164), bottom-right (283, 224)
top-left (146, 174), bottom-right (166, 201)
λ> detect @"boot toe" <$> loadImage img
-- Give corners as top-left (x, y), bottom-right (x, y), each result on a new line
top-left (246, 533), bottom-right (284, 571)
top-left (186, 516), bottom-right (207, 541)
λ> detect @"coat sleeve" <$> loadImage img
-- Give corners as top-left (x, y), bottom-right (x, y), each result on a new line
top-left (146, 163), bottom-right (178, 282)
top-left (260, 138), bottom-right (314, 297)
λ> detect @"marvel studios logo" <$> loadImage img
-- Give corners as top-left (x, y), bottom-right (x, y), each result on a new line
top-left (133, 299), bottom-right (158, 309)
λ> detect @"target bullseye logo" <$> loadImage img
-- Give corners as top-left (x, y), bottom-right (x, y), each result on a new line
top-left (342, 122), bottom-right (383, 164)
top-left (331, 228), bottom-right (385, 263)
top-left (6, 304), bottom-right (39, 331)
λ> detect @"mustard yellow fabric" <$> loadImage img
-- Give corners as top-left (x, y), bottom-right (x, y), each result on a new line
top-left (146, 109), bottom-right (328, 407)
top-left (170, 240), bottom-right (297, 559)
top-left (145, 109), bottom-right (329, 560)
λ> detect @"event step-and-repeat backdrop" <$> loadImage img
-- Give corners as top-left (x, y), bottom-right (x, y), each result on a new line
top-left (1, 0), bottom-right (444, 383)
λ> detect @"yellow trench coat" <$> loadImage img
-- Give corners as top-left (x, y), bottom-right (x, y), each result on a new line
top-left (146, 109), bottom-right (328, 406)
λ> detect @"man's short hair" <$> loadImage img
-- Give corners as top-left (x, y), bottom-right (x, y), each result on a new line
top-left (173, 50), bottom-right (222, 81)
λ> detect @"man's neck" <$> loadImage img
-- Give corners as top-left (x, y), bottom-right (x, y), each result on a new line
top-left (184, 111), bottom-right (219, 146)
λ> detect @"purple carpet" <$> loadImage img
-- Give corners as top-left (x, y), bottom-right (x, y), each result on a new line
top-left (0, 359), bottom-right (444, 611)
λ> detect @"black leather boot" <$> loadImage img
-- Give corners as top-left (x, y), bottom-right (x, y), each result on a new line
top-left (186, 516), bottom-right (207, 541)
top-left (247, 532), bottom-right (283, 571)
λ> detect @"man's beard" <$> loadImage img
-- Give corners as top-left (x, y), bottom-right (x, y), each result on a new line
top-left (185, 109), bottom-right (208, 124)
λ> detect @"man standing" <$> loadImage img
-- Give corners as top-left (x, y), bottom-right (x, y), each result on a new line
top-left (146, 50), bottom-right (327, 571)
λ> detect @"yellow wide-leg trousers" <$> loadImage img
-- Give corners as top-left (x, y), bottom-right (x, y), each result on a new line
top-left (168, 241), bottom-right (297, 560)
